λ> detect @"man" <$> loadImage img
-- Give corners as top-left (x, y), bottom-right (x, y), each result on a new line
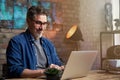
top-left (6, 6), bottom-right (64, 78)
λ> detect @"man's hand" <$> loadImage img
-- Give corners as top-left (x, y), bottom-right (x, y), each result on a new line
top-left (49, 64), bottom-right (64, 70)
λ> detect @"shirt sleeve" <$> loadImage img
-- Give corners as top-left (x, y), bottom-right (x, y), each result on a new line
top-left (6, 38), bottom-right (25, 78)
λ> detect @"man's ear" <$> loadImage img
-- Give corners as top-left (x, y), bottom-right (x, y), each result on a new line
top-left (26, 18), bottom-right (29, 23)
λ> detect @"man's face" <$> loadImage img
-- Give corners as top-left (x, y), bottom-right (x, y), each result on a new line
top-left (28, 14), bottom-right (47, 39)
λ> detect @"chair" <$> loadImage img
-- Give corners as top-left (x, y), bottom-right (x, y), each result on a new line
top-left (2, 63), bottom-right (8, 79)
top-left (102, 45), bottom-right (120, 73)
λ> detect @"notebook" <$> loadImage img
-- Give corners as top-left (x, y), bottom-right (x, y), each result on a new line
top-left (61, 50), bottom-right (98, 80)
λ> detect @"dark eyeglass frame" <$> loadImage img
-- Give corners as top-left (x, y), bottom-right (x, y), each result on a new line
top-left (33, 20), bottom-right (48, 25)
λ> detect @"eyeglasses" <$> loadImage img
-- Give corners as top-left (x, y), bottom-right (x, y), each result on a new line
top-left (33, 20), bottom-right (48, 25)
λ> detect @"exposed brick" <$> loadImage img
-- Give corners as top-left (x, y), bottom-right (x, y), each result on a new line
top-left (0, 49), bottom-right (6, 54)
top-left (0, 60), bottom-right (6, 64)
top-left (0, 55), bottom-right (6, 60)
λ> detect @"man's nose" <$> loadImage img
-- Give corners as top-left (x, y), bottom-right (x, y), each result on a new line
top-left (38, 26), bottom-right (43, 30)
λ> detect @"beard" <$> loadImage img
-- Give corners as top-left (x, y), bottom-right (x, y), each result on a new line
top-left (28, 27), bottom-right (44, 40)
top-left (34, 30), bottom-right (43, 39)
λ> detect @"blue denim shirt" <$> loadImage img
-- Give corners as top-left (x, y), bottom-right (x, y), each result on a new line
top-left (6, 29), bottom-right (63, 78)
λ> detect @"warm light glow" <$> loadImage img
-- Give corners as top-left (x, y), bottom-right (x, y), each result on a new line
top-left (66, 25), bottom-right (77, 39)
top-left (66, 25), bottom-right (84, 41)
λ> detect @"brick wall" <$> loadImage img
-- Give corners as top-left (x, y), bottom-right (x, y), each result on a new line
top-left (0, 0), bottom-right (108, 77)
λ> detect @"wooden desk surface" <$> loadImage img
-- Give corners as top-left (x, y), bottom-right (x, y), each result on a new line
top-left (6, 70), bottom-right (120, 80)
top-left (72, 70), bottom-right (120, 80)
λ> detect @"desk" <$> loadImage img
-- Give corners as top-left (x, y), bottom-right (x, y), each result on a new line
top-left (6, 70), bottom-right (120, 80)
top-left (72, 70), bottom-right (120, 80)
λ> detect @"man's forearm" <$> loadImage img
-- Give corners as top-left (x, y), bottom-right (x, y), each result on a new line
top-left (20, 69), bottom-right (45, 78)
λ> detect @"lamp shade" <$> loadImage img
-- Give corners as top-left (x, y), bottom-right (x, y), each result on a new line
top-left (66, 25), bottom-right (84, 41)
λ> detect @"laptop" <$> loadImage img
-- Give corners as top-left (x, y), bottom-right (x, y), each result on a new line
top-left (61, 50), bottom-right (98, 80)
